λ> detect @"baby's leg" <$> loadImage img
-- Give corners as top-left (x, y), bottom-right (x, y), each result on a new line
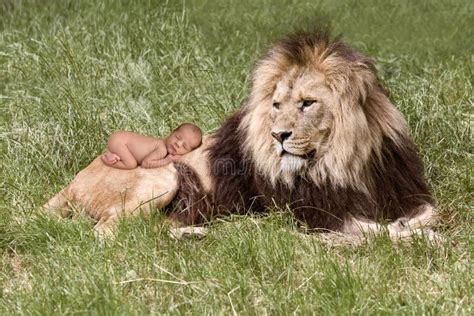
top-left (102, 143), bottom-right (138, 169)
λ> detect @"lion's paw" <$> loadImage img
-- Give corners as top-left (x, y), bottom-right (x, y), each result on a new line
top-left (169, 227), bottom-right (208, 240)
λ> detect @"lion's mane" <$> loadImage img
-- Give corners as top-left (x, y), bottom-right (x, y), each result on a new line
top-left (171, 31), bottom-right (433, 232)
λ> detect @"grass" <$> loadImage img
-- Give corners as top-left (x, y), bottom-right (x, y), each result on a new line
top-left (1, 0), bottom-right (472, 314)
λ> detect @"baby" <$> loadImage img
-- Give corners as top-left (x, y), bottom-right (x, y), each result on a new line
top-left (101, 123), bottom-right (202, 169)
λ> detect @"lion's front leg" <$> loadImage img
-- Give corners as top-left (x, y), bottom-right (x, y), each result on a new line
top-left (342, 204), bottom-right (440, 242)
top-left (169, 226), bottom-right (209, 239)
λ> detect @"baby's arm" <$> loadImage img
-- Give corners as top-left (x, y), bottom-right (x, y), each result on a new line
top-left (142, 153), bottom-right (182, 169)
top-left (142, 155), bottom-right (172, 169)
top-left (141, 143), bottom-right (169, 169)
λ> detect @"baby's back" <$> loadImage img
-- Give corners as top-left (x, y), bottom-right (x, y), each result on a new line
top-left (108, 131), bottom-right (163, 163)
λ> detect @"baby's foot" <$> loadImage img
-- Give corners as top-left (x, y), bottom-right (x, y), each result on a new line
top-left (101, 152), bottom-right (121, 165)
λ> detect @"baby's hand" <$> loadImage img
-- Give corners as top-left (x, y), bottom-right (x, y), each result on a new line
top-left (168, 154), bottom-right (182, 161)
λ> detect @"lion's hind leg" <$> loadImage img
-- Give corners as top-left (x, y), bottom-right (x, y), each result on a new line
top-left (42, 186), bottom-right (73, 218)
top-left (93, 208), bottom-right (119, 239)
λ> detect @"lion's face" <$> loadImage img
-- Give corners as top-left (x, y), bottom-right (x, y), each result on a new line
top-left (240, 33), bottom-right (407, 188)
top-left (269, 69), bottom-right (334, 171)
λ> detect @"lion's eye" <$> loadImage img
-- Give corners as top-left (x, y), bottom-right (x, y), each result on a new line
top-left (301, 100), bottom-right (316, 109)
top-left (272, 102), bottom-right (280, 109)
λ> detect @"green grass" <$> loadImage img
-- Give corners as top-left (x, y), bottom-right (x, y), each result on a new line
top-left (1, 0), bottom-right (472, 314)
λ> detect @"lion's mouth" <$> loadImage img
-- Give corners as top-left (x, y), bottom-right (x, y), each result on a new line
top-left (280, 149), bottom-right (316, 160)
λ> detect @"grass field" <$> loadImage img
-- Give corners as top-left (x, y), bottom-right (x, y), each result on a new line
top-left (1, 0), bottom-right (472, 314)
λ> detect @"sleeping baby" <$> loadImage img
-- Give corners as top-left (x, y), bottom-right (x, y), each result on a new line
top-left (101, 123), bottom-right (202, 169)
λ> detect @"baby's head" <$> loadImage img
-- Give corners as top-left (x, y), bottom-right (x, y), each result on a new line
top-left (166, 123), bottom-right (202, 155)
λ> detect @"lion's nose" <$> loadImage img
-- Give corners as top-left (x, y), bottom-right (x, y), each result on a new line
top-left (271, 131), bottom-right (292, 143)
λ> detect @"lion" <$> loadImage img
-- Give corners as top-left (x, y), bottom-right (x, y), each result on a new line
top-left (44, 30), bottom-right (437, 240)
